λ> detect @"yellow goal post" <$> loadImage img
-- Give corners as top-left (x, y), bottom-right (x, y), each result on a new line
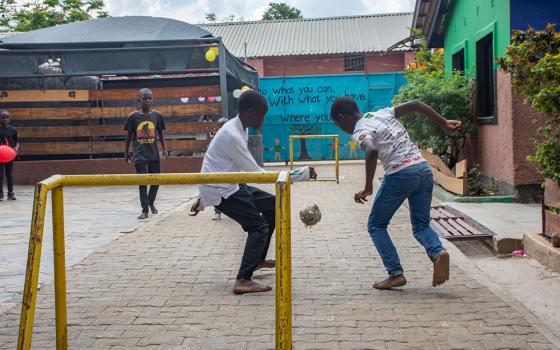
top-left (289, 134), bottom-right (339, 184)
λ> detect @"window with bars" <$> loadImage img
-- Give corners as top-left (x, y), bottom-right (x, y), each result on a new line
top-left (344, 55), bottom-right (364, 71)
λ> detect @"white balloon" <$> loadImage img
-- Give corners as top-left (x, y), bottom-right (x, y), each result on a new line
top-left (233, 89), bottom-right (242, 98)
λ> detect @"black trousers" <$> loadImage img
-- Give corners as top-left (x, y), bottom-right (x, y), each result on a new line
top-left (134, 160), bottom-right (161, 213)
top-left (0, 161), bottom-right (14, 195)
top-left (216, 184), bottom-right (275, 280)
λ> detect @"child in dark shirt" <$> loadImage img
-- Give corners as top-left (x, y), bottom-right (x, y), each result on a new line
top-left (0, 109), bottom-right (18, 200)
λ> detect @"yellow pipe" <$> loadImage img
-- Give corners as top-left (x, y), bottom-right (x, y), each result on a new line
top-left (289, 134), bottom-right (339, 139)
top-left (335, 135), bottom-right (339, 184)
top-left (18, 183), bottom-right (49, 350)
top-left (52, 187), bottom-right (68, 349)
top-left (60, 172), bottom-right (280, 187)
top-left (289, 137), bottom-right (294, 170)
top-left (275, 171), bottom-right (292, 349)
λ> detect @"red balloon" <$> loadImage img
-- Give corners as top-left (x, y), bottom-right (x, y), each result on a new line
top-left (0, 145), bottom-right (16, 163)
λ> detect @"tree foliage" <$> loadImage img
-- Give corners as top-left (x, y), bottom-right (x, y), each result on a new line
top-left (393, 46), bottom-right (474, 168)
top-left (498, 24), bottom-right (560, 184)
top-left (0, 0), bottom-right (108, 32)
top-left (262, 2), bottom-right (302, 20)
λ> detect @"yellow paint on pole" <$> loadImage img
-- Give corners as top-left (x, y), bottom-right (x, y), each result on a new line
top-left (52, 187), bottom-right (68, 349)
top-left (275, 171), bottom-right (292, 349)
top-left (17, 171), bottom-right (293, 350)
top-left (18, 184), bottom-right (49, 350)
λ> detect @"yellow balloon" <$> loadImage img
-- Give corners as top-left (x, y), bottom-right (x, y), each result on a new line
top-left (205, 50), bottom-right (216, 62)
top-left (241, 85), bottom-right (250, 91)
top-left (210, 46), bottom-right (219, 55)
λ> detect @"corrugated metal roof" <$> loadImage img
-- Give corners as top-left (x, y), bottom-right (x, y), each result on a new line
top-left (1, 17), bottom-right (211, 48)
top-left (199, 13), bottom-right (413, 58)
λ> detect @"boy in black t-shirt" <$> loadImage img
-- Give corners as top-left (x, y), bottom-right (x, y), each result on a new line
top-left (124, 89), bottom-right (167, 219)
top-left (0, 109), bottom-right (18, 200)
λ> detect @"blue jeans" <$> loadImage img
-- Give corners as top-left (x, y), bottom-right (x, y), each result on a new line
top-left (368, 162), bottom-right (444, 277)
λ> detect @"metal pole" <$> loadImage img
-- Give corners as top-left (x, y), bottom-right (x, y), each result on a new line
top-left (18, 184), bottom-right (49, 350)
top-left (275, 171), bottom-right (292, 349)
top-left (52, 187), bottom-right (68, 349)
top-left (335, 135), bottom-right (339, 184)
top-left (289, 136), bottom-right (294, 170)
top-left (218, 38), bottom-right (229, 118)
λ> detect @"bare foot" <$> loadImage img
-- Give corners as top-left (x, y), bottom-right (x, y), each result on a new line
top-left (233, 279), bottom-right (272, 294)
top-left (373, 275), bottom-right (407, 290)
top-left (255, 260), bottom-right (275, 270)
top-left (149, 204), bottom-right (158, 214)
top-left (433, 249), bottom-right (450, 287)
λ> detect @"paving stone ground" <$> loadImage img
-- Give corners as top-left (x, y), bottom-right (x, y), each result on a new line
top-left (0, 164), bottom-right (557, 349)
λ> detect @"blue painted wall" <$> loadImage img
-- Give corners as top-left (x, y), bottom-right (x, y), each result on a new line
top-left (510, 0), bottom-right (560, 31)
top-left (259, 73), bottom-right (406, 162)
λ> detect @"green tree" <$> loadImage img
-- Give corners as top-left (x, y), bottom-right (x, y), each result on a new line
top-left (262, 2), bottom-right (302, 20)
top-left (498, 24), bottom-right (560, 184)
top-left (0, 0), bottom-right (108, 32)
top-left (393, 45), bottom-right (474, 168)
top-left (205, 12), bottom-right (217, 22)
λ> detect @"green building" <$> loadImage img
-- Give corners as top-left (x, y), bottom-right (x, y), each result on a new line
top-left (413, 0), bottom-right (559, 201)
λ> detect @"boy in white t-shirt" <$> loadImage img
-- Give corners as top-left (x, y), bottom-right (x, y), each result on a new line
top-left (330, 97), bottom-right (462, 290)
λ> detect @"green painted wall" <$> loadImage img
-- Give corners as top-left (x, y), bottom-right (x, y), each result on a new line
top-left (443, 0), bottom-right (510, 76)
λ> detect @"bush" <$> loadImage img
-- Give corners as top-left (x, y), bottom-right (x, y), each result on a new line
top-left (498, 24), bottom-right (560, 184)
top-left (393, 47), bottom-right (474, 168)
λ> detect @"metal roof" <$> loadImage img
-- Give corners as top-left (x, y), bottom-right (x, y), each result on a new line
top-left (199, 12), bottom-right (413, 58)
top-left (1, 16), bottom-right (212, 49)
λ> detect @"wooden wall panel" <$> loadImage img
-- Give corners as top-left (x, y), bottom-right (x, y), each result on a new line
top-left (89, 86), bottom-right (221, 100)
top-left (19, 139), bottom-right (209, 155)
top-left (0, 90), bottom-right (89, 102)
top-left (9, 107), bottom-right (92, 120)
top-left (17, 122), bottom-right (220, 138)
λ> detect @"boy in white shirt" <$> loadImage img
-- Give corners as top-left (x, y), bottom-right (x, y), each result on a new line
top-left (330, 97), bottom-right (462, 290)
top-left (190, 90), bottom-right (315, 294)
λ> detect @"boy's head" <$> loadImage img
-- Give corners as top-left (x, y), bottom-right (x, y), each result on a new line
top-left (330, 97), bottom-right (361, 134)
top-left (138, 88), bottom-right (153, 111)
top-left (0, 109), bottom-right (10, 127)
top-left (238, 90), bottom-right (268, 129)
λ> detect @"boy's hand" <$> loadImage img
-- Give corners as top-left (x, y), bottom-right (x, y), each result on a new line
top-left (124, 152), bottom-right (132, 163)
top-left (445, 120), bottom-right (463, 133)
top-left (309, 167), bottom-right (317, 180)
top-left (189, 198), bottom-right (201, 216)
top-left (161, 150), bottom-right (168, 159)
top-left (354, 188), bottom-right (372, 204)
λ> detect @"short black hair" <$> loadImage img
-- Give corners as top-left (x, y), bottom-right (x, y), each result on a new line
top-left (138, 88), bottom-right (153, 97)
top-left (0, 109), bottom-right (9, 116)
top-left (330, 96), bottom-right (359, 120)
top-left (238, 90), bottom-right (267, 113)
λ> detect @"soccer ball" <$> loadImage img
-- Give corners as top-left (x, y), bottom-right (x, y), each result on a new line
top-left (299, 204), bottom-right (321, 227)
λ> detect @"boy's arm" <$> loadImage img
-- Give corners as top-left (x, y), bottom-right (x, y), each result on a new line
top-left (394, 100), bottom-right (462, 133)
top-left (157, 113), bottom-right (167, 158)
top-left (124, 132), bottom-right (133, 163)
top-left (355, 137), bottom-right (378, 204)
top-left (158, 129), bottom-right (167, 159)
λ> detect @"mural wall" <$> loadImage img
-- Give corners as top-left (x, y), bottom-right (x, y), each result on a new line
top-left (259, 73), bottom-right (406, 162)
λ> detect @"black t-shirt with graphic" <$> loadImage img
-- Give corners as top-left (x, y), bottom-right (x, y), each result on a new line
top-left (0, 126), bottom-right (18, 148)
top-left (124, 111), bottom-right (166, 162)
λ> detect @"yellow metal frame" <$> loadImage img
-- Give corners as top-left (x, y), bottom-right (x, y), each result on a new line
top-left (289, 134), bottom-right (339, 184)
top-left (18, 172), bottom-right (292, 350)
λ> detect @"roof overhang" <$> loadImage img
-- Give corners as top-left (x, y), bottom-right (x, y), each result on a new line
top-left (412, 0), bottom-right (453, 48)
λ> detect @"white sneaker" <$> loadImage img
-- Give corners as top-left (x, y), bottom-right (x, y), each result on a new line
top-left (212, 213), bottom-right (221, 220)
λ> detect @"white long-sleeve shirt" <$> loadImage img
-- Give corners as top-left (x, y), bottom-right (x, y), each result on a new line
top-left (198, 116), bottom-right (310, 209)
top-left (198, 116), bottom-right (262, 209)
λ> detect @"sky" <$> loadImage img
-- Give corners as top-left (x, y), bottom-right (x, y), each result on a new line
top-left (104, 0), bottom-right (416, 24)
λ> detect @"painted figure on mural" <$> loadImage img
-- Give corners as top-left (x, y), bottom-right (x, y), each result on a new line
top-left (266, 137), bottom-right (285, 161)
top-left (344, 138), bottom-right (358, 159)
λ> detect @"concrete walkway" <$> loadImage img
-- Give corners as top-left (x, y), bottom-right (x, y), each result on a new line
top-left (0, 164), bottom-right (558, 349)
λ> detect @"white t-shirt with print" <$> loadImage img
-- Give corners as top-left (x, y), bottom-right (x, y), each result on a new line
top-left (352, 107), bottom-right (425, 175)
